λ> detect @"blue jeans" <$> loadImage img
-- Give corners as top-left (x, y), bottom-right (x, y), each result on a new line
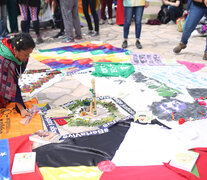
top-left (181, 3), bottom-right (207, 51)
top-left (123, 6), bottom-right (144, 39)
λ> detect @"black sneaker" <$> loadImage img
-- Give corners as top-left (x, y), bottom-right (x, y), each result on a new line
top-left (36, 37), bottom-right (44, 44)
top-left (62, 37), bottom-right (75, 43)
top-left (91, 31), bottom-right (99, 37)
top-left (74, 35), bottom-right (83, 40)
top-left (53, 31), bottom-right (65, 39)
top-left (135, 40), bottom-right (142, 49)
top-left (87, 30), bottom-right (93, 35)
top-left (203, 51), bottom-right (207, 60)
top-left (122, 40), bottom-right (128, 49)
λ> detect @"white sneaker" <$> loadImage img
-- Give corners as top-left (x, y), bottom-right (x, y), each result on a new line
top-left (99, 19), bottom-right (105, 25)
top-left (108, 19), bottom-right (114, 25)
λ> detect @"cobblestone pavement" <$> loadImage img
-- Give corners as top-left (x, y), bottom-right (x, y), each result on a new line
top-left (26, 18), bottom-right (207, 107)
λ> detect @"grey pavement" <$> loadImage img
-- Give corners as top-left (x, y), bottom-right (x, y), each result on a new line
top-left (26, 15), bottom-right (207, 107)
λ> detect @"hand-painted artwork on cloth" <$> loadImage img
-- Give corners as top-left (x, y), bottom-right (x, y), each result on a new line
top-left (39, 96), bottom-right (135, 140)
top-left (131, 72), bottom-right (181, 97)
top-left (149, 98), bottom-right (207, 121)
top-left (130, 52), bottom-right (164, 66)
top-left (135, 66), bottom-right (207, 93)
top-left (31, 42), bottom-right (130, 74)
top-left (0, 98), bottom-right (43, 139)
top-left (19, 69), bottom-right (63, 97)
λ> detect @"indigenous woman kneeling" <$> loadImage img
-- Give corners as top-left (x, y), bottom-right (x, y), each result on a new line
top-left (0, 33), bottom-right (35, 117)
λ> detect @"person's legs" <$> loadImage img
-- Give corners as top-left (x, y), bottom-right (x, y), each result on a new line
top-left (6, 0), bottom-right (19, 33)
top-left (122, 7), bottom-right (133, 48)
top-left (72, 0), bottom-right (82, 38)
top-left (107, 0), bottom-right (113, 19)
top-left (0, 5), bottom-right (7, 38)
top-left (181, 4), bottom-right (204, 45)
top-left (107, 0), bottom-right (114, 24)
top-left (18, 4), bottom-right (28, 33)
top-left (202, 11), bottom-right (207, 59)
top-left (134, 6), bottom-right (144, 39)
top-left (173, 3), bottom-right (205, 53)
top-left (89, 0), bottom-right (99, 33)
top-left (134, 6), bottom-right (144, 49)
top-left (123, 7), bottom-right (133, 40)
top-left (100, 0), bottom-right (107, 22)
top-left (82, 0), bottom-right (93, 31)
top-left (168, 6), bottom-right (182, 23)
top-left (60, 0), bottom-right (75, 41)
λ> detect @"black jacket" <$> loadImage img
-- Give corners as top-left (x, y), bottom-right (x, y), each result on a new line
top-left (0, 0), bottom-right (7, 6)
top-left (17, 0), bottom-right (40, 7)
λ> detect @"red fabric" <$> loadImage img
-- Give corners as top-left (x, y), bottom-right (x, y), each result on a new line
top-left (87, 44), bottom-right (100, 49)
top-left (54, 118), bottom-right (68, 126)
top-left (100, 165), bottom-right (188, 180)
top-left (164, 148), bottom-right (207, 180)
top-left (41, 59), bottom-right (56, 63)
top-left (102, 44), bottom-right (113, 49)
top-left (8, 134), bottom-right (43, 180)
top-left (71, 44), bottom-right (84, 48)
top-left (2, 38), bottom-right (15, 56)
top-left (58, 59), bottom-right (74, 64)
top-left (78, 58), bottom-right (93, 65)
top-left (116, 0), bottom-right (125, 25)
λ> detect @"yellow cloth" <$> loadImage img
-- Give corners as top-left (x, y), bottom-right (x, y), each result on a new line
top-left (40, 166), bottom-right (103, 180)
top-left (0, 98), bottom-right (43, 139)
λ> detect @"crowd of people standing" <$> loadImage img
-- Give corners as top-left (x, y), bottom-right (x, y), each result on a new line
top-left (0, 0), bottom-right (207, 56)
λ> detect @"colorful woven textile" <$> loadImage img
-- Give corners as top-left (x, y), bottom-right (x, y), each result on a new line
top-left (31, 42), bottom-right (130, 74)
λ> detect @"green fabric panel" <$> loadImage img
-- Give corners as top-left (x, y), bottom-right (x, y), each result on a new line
top-left (38, 49), bottom-right (51, 53)
top-left (92, 62), bottom-right (135, 78)
top-left (191, 164), bottom-right (199, 178)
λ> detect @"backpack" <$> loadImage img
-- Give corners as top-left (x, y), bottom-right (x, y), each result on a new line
top-left (157, 7), bottom-right (170, 24)
top-left (176, 12), bottom-right (189, 32)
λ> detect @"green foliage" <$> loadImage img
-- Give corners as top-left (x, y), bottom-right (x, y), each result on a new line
top-left (65, 116), bottom-right (116, 127)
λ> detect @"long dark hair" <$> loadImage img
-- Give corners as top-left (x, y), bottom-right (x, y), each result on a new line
top-left (8, 33), bottom-right (35, 51)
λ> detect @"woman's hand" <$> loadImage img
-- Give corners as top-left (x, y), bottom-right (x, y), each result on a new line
top-left (145, 1), bottom-right (150, 8)
top-left (163, 0), bottom-right (170, 5)
top-left (21, 109), bottom-right (30, 118)
top-left (16, 102), bottom-right (30, 117)
top-left (204, 0), bottom-right (207, 6)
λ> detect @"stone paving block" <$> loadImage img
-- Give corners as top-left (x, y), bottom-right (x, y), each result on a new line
top-left (54, 78), bottom-right (81, 89)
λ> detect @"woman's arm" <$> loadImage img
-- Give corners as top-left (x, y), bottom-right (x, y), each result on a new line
top-left (163, 0), bottom-right (180, 7)
top-left (16, 102), bottom-right (30, 117)
top-left (193, 0), bottom-right (207, 6)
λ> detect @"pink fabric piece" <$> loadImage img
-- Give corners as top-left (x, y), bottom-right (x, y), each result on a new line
top-left (98, 160), bottom-right (116, 172)
top-left (177, 60), bottom-right (205, 72)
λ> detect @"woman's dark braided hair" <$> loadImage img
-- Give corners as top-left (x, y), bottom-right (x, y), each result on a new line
top-left (8, 33), bottom-right (35, 51)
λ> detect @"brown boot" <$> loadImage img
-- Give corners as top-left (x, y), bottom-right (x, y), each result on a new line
top-left (173, 42), bottom-right (186, 54)
top-left (203, 51), bottom-right (207, 60)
